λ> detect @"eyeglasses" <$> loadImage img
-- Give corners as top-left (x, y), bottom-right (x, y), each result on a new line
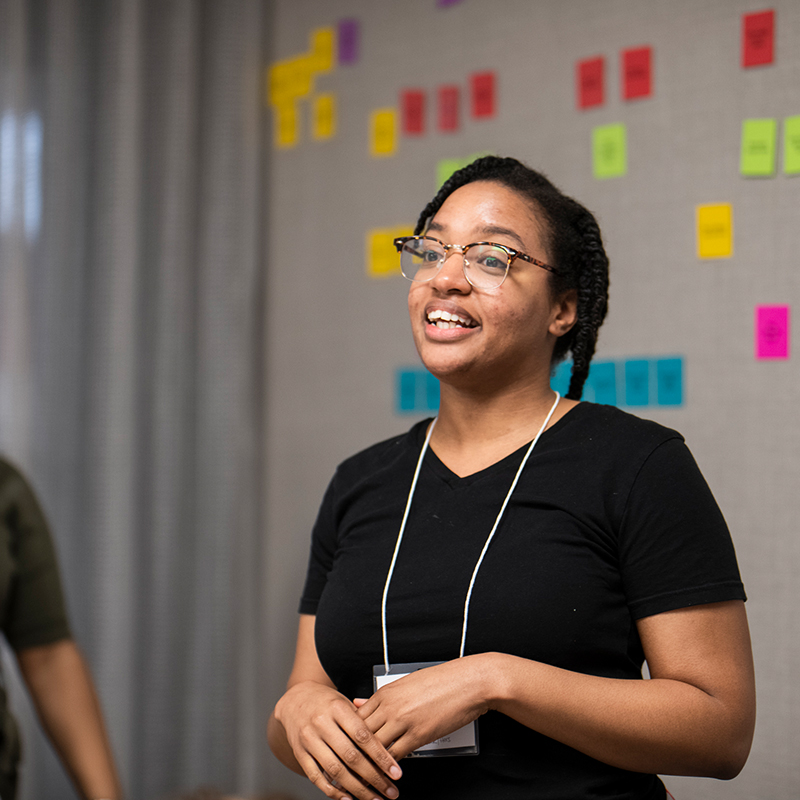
top-left (393, 235), bottom-right (558, 290)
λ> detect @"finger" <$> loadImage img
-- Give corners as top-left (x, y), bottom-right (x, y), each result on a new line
top-left (352, 697), bottom-right (368, 708)
top-left (336, 720), bottom-right (403, 789)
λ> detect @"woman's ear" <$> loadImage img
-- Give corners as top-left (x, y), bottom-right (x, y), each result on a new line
top-left (549, 289), bottom-right (578, 338)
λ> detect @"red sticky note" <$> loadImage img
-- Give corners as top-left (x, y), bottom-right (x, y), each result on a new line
top-left (401, 90), bottom-right (425, 135)
top-left (577, 56), bottom-right (604, 109)
top-left (622, 46), bottom-right (652, 100)
top-left (470, 71), bottom-right (495, 118)
top-left (742, 9), bottom-right (775, 67)
top-left (755, 305), bottom-right (789, 359)
top-left (438, 85), bottom-right (460, 132)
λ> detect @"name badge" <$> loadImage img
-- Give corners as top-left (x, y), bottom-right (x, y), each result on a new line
top-left (372, 661), bottom-right (479, 757)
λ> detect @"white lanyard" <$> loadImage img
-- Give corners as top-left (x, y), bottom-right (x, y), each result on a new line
top-left (379, 392), bottom-right (561, 674)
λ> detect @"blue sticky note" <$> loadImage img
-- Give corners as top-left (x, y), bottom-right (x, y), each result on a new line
top-left (397, 369), bottom-right (417, 413)
top-left (551, 361), bottom-right (572, 396)
top-left (589, 361), bottom-right (617, 406)
top-left (425, 372), bottom-right (441, 411)
top-left (656, 358), bottom-right (683, 406)
top-left (624, 360), bottom-right (650, 406)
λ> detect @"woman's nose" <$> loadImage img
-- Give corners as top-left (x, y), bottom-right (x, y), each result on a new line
top-left (431, 249), bottom-right (470, 291)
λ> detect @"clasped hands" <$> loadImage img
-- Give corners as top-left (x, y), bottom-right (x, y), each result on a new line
top-left (279, 657), bottom-right (489, 800)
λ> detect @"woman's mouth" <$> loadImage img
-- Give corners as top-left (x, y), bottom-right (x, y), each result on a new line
top-left (426, 309), bottom-right (478, 330)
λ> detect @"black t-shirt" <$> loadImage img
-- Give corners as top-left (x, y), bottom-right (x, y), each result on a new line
top-left (300, 403), bottom-right (745, 800)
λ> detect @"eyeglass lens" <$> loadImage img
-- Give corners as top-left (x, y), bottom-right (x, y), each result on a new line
top-left (399, 239), bottom-right (510, 289)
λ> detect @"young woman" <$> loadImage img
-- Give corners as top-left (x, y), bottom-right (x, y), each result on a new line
top-left (268, 156), bottom-right (755, 800)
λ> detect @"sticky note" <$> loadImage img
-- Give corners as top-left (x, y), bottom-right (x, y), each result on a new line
top-left (696, 204), bottom-right (733, 259)
top-left (367, 227), bottom-right (411, 277)
top-left (338, 19), bottom-right (359, 65)
top-left (755, 305), bottom-right (789, 359)
top-left (312, 94), bottom-right (336, 140)
top-left (740, 118), bottom-right (777, 176)
top-left (436, 154), bottom-right (487, 188)
top-left (624, 360), bottom-right (650, 406)
top-left (396, 369), bottom-right (440, 414)
top-left (402, 90), bottom-right (425, 135)
top-left (656, 358), bottom-right (683, 406)
top-left (589, 361), bottom-right (617, 406)
top-left (309, 27), bottom-right (335, 74)
top-left (783, 116), bottom-right (800, 175)
top-left (470, 72), bottom-right (496, 118)
top-left (577, 56), bottom-right (604, 109)
top-left (622, 46), bottom-right (652, 100)
top-left (267, 59), bottom-right (294, 106)
top-left (370, 109), bottom-right (397, 157)
top-left (742, 9), bottom-right (775, 68)
top-left (397, 369), bottom-right (417, 412)
top-left (273, 101), bottom-right (299, 149)
top-left (425, 372), bottom-right (441, 411)
top-left (438, 86), bottom-right (460, 132)
top-left (592, 123), bottom-right (627, 179)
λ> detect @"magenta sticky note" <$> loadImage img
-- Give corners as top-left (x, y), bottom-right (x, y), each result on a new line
top-left (338, 19), bottom-right (359, 65)
top-left (755, 305), bottom-right (790, 359)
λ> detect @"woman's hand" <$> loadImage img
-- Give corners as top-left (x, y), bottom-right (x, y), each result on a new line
top-left (355, 657), bottom-right (491, 759)
top-left (268, 616), bottom-right (402, 800)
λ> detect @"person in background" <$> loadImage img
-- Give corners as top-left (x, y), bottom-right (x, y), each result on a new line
top-left (267, 156), bottom-right (755, 800)
top-left (0, 456), bottom-right (121, 799)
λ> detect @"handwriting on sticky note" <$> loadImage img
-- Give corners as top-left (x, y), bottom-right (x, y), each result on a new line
top-left (470, 72), bottom-right (495, 118)
top-left (622, 46), bottom-right (652, 100)
top-left (370, 109), bottom-right (397, 157)
top-left (755, 305), bottom-right (790, 359)
top-left (696, 204), bottom-right (733, 259)
top-left (577, 57), bottom-right (604, 109)
top-left (402, 90), bottom-right (425, 135)
top-left (740, 118), bottom-right (777, 176)
top-left (742, 9), bottom-right (775, 68)
top-left (592, 123), bottom-right (627, 178)
top-left (438, 86), bottom-right (460, 132)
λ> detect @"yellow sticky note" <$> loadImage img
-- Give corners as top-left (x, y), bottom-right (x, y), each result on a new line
top-left (309, 27), bottom-right (335, 74)
top-left (312, 94), bottom-right (336, 140)
top-left (366, 226), bottom-right (412, 278)
top-left (268, 56), bottom-right (314, 104)
top-left (696, 204), bottom-right (733, 259)
top-left (288, 55), bottom-right (314, 98)
top-left (268, 59), bottom-right (293, 106)
top-left (273, 101), bottom-right (299, 149)
top-left (370, 109), bottom-right (397, 157)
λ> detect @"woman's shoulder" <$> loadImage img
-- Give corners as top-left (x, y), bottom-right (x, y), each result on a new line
top-left (556, 402), bottom-right (685, 453)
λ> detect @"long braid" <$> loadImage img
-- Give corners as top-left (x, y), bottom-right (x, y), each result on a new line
top-left (414, 155), bottom-right (610, 400)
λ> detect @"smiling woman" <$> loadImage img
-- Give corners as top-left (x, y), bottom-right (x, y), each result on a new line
top-left (268, 156), bottom-right (755, 800)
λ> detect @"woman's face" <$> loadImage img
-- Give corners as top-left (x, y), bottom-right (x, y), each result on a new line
top-left (407, 180), bottom-right (576, 391)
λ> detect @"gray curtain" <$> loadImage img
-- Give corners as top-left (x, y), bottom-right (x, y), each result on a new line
top-left (0, 0), bottom-right (269, 797)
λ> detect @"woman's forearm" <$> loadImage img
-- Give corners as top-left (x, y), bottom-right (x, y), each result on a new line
top-left (17, 640), bottom-right (121, 799)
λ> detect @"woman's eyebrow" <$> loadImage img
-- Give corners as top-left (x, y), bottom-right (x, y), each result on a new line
top-left (427, 220), bottom-right (528, 250)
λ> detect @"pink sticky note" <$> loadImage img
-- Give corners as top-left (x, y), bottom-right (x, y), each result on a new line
top-left (577, 56), bottom-right (604, 109)
top-left (438, 85), bottom-right (460, 132)
top-left (470, 71), bottom-right (495, 118)
top-left (755, 305), bottom-right (789, 359)
top-left (622, 46), bottom-right (652, 100)
top-left (401, 90), bottom-right (425, 135)
top-left (742, 9), bottom-right (775, 68)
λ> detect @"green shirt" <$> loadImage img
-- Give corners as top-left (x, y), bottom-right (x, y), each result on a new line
top-left (0, 457), bottom-right (72, 789)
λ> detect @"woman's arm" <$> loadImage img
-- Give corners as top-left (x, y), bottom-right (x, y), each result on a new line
top-left (16, 639), bottom-right (121, 799)
top-left (268, 615), bottom-right (403, 800)
top-left (357, 600), bottom-right (755, 779)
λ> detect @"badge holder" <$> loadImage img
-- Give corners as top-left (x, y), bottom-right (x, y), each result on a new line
top-left (372, 661), bottom-right (479, 757)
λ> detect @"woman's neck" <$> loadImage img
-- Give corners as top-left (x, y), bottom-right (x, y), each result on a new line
top-left (428, 382), bottom-right (578, 478)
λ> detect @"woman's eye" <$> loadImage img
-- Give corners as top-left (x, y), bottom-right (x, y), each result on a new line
top-left (478, 252), bottom-right (508, 272)
top-left (422, 249), bottom-right (441, 263)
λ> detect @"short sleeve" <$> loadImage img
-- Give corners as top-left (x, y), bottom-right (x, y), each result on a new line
top-left (298, 472), bottom-right (339, 615)
top-left (0, 461), bottom-right (72, 650)
top-left (619, 438), bottom-right (746, 620)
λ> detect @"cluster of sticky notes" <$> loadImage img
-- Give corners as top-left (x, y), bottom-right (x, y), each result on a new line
top-left (696, 203), bottom-right (733, 259)
top-left (373, 72), bottom-right (496, 158)
top-left (740, 117), bottom-right (800, 176)
top-left (551, 357), bottom-right (684, 408)
top-left (755, 305), bottom-right (790, 360)
top-left (742, 9), bottom-right (774, 68)
top-left (367, 226), bottom-right (413, 278)
top-left (396, 368), bottom-right (440, 414)
top-left (268, 26), bottom-right (338, 148)
top-left (577, 46), bottom-right (652, 109)
top-left (593, 123), bottom-right (627, 179)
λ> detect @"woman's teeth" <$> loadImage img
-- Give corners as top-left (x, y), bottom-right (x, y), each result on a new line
top-left (427, 309), bottom-right (476, 329)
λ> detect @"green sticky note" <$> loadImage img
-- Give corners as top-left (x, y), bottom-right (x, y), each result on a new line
top-left (784, 116), bottom-right (800, 175)
top-left (592, 123), bottom-right (627, 179)
top-left (740, 118), bottom-right (777, 176)
top-left (436, 158), bottom-right (463, 188)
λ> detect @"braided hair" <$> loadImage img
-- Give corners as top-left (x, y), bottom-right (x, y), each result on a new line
top-left (414, 156), bottom-right (609, 400)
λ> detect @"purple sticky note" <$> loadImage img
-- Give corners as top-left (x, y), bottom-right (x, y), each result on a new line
top-left (437, 0), bottom-right (464, 7)
top-left (338, 18), bottom-right (359, 65)
top-left (755, 305), bottom-right (790, 359)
